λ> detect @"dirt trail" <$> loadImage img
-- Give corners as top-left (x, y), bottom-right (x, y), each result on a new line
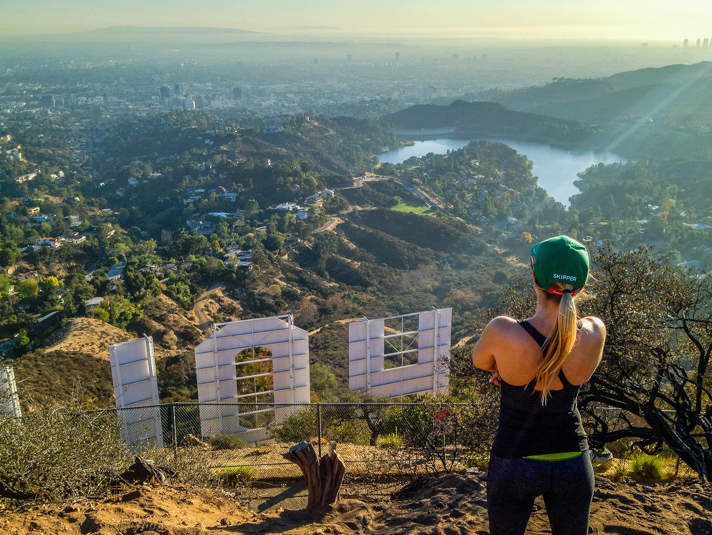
top-left (309, 317), bottom-right (364, 336)
top-left (192, 283), bottom-right (223, 330)
top-left (453, 334), bottom-right (475, 349)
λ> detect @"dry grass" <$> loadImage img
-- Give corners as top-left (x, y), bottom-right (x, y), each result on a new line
top-left (42, 318), bottom-right (131, 359)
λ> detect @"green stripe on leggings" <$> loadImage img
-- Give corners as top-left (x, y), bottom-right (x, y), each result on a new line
top-left (524, 452), bottom-right (583, 461)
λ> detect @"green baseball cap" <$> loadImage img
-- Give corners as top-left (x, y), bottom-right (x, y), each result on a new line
top-left (531, 235), bottom-right (589, 295)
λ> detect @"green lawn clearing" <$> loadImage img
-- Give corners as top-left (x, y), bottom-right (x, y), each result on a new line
top-left (391, 204), bottom-right (434, 216)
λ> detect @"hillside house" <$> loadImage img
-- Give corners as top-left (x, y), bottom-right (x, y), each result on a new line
top-left (107, 262), bottom-right (126, 281)
top-left (34, 237), bottom-right (60, 249)
top-left (186, 218), bottom-right (215, 236)
top-left (225, 245), bottom-right (242, 258)
top-left (285, 234), bottom-right (300, 247)
top-left (16, 173), bottom-right (37, 183)
top-left (33, 214), bottom-right (52, 224)
top-left (30, 311), bottom-right (62, 336)
top-left (275, 202), bottom-right (299, 212)
top-left (85, 296), bottom-right (104, 314)
top-left (61, 232), bottom-right (87, 244)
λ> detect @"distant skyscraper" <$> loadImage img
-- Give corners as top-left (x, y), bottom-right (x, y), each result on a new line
top-left (159, 86), bottom-right (170, 100)
top-left (395, 51), bottom-right (400, 63)
top-left (684, 39), bottom-right (689, 48)
top-left (174, 84), bottom-right (181, 96)
top-left (704, 38), bottom-right (710, 47)
top-left (233, 87), bottom-right (242, 100)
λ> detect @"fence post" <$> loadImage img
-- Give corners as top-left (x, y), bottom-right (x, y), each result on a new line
top-left (171, 403), bottom-right (178, 459)
top-left (317, 403), bottom-right (322, 458)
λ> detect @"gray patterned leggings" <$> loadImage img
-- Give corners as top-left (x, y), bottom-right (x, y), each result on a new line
top-left (487, 454), bottom-right (595, 535)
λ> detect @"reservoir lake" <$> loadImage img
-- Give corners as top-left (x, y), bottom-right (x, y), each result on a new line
top-left (379, 139), bottom-right (627, 207)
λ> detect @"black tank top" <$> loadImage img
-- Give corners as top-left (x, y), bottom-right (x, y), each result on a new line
top-left (490, 320), bottom-right (589, 458)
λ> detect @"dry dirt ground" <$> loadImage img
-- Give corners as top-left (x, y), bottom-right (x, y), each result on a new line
top-left (3, 473), bottom-right (712, 535)
top-left (42, 318), bottom-right (132, 359)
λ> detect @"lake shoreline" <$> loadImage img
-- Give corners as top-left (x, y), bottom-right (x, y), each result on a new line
top-left (379, 137), bottom-right (628, 207)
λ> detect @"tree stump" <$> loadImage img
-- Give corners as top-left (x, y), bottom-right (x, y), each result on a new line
top-left (118, 456), bottom-right (166, 485)
top-left (282, 441), bottom-right (346, 507)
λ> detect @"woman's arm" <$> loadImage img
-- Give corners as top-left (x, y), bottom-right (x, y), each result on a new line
top-left (472, 318), bottom-right (503, 373)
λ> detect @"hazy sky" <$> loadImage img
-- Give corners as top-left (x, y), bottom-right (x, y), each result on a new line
top-left (2, 0), bottom-right (711, 41)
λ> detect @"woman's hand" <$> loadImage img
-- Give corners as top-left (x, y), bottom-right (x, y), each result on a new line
top-left (489, 369), bottom-right (502, 387)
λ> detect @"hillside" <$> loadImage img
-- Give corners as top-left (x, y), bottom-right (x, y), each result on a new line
top-left (383, 101), bottom-right (599, 149)
top-left (42, 318), bottom-right (131, 358)
top-left (2, 132), bottom-right (549, 407)
top-left (12, 350), bottom-right (114, 407)
top-left (487, 61), bottom-right (712, 126)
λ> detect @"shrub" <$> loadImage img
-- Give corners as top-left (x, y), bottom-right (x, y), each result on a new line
top-left (463, 452), bottom-right (489, 470)
top-left (377, 434), bottom-right (402, 449)
top-left (215, 466), bottom-right (256, 487)
top-left (325, 420), bottom-right (371, 446)
top-left (89, 307), bottom-right (109, 322)
top-left (207, 434), bottom-right (248, 450)
top-left (268, 408), bottom-right (317, 443)
top-left (0, 406), bottom-right (126, 503)
top-left (630, 454), bottom-right (666, 482)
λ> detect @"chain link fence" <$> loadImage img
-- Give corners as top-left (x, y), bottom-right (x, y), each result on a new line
top-left (2, 399), bottom-right (665, 508)
top-left (0, 400), bottom-right (497, 506)
top-left (100, 401), bottom-right (497, 484)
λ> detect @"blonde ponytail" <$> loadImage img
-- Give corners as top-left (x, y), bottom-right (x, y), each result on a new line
top-left (531, 284), bottom-right (578, 405)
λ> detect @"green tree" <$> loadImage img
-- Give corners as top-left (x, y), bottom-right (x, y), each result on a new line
top-left (17, 279), bottom-right (39, 299)
top-left (310, 363), bottom-right (337, 401)
top-left (39, 276), bottom-right (62, 295)
top-left (0, 243), bottom-right (20, 267)
top-left (263, 231), bottom-right (285, 251)
top-left (0, 274), bottom-right (10, 296)
top-left (123, 269), bottom-right (161, 301)
top-left (313, 231), bottom-right (339, 273)
top-left (244, 198), bottom-right (259, 219)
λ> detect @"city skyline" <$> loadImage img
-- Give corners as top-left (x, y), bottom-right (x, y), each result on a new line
top-left (1, 0), bottom-right (712, 41)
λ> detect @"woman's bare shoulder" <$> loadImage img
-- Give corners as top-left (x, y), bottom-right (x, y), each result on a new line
top-left (486, 316), bottom-right (521, 335)
top-left (580, 316), bottom-right (606, 338)
top-left (576, 316), bottom-right (607, 355)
